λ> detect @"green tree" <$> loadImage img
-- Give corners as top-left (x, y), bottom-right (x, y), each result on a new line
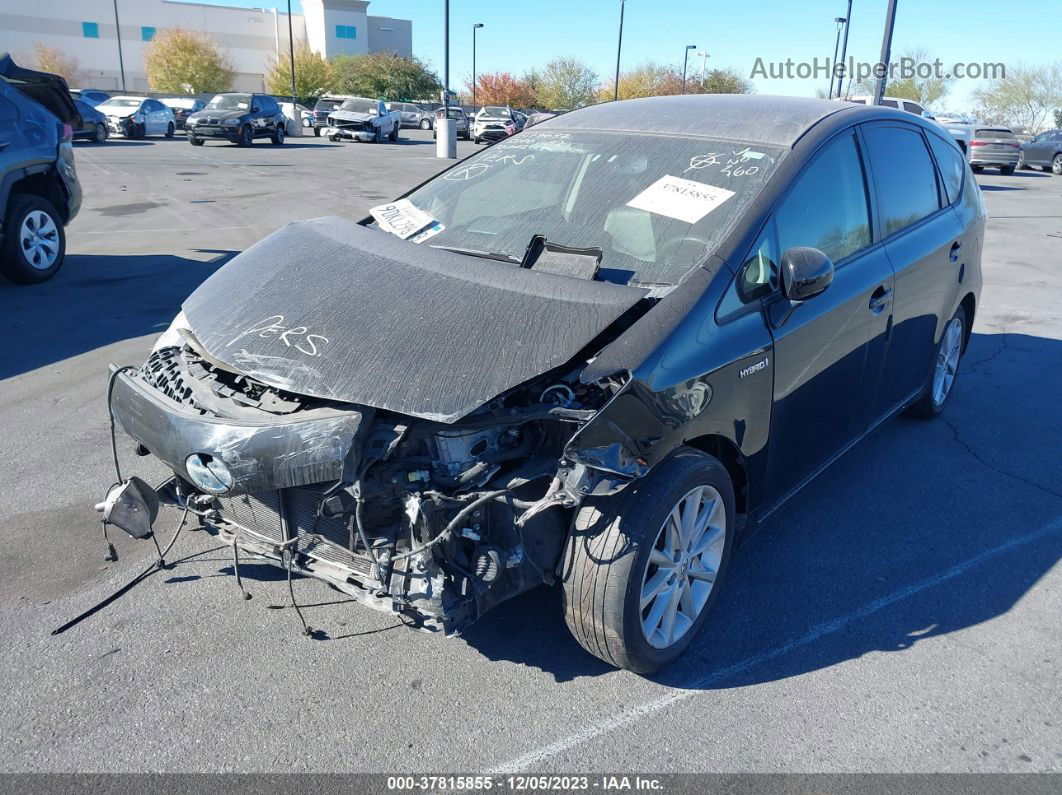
top-left (266, 44), bottom-right (335, 101)
top-left (537, 56), bottom-right (599, 110)
top-left (692, 67), bottom-right (754, 95)
top-left (144, 29), bottom-right (234, 94)
top-left (332, 53), bottom-right (441, 101)
top-left (973, 62), bottom-right (1062, 130)
top-left (31, 43), bottom-right (82, 86)
top-left (605, 61), bottom-right (680, 101)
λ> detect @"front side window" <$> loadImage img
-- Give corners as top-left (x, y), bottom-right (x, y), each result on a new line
top-left (927, 131), bottom-right (965, 205)
top-left (774, 132), bottom-right (871, 265)
top-left (400, 131), bottom-right (786, 288)
top-left (863, 125), bottom-right (941, 237)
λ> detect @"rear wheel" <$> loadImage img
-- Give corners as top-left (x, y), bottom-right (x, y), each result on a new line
top-left (1053, 154), bottom-right (1062, 176)
top-left (94, 123), bottom-right (108, 143)
top-left (271, 124), bottom-right (285, 145)
top-left (1018, 151), bottom-right (1030, 170)
top-left (561, 449), bottom-right (735, 673)
top-left (971, 164), bottom-right (984, 173)
top-left (1, 194), bottom-right (66, 284)
top-left (420, 118), bottom-right (431, 130)
top-left (906, 306), bottom-right (967, 419)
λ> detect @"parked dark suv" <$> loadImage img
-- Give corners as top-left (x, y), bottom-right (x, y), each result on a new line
top-left (0, 54), bottom-right (82, 283)
top-left (185, 93), bottom-right (286, 147)
top-left (98, 95), bottom-right (984, 673)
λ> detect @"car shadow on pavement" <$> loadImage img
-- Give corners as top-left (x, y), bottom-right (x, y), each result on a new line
top-left (0, 250), bottom-right (234, 379)
top-left (461, 331), bottom-right (1062, 684)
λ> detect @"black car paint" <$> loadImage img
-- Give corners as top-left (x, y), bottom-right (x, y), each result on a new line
top-left (1020, 129), bottom-right (1062, 171)
top-left (186, 94), bottom-right (285, 144)
top-left (72, 99), bottom-right (107, 140)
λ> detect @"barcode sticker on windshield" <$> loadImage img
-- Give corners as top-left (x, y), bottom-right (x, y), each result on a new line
top-left (370, 199), bottom-right (437, 240)
top-left (626, 175), bottom-right (735, 224)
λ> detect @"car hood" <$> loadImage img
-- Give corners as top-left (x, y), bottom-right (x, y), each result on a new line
top-left (0, 53), bottom-right (80, 127)
top-left (97, 104), bottom-right (139, 117)
top-left (179, 217), bottom-right (646, 423)
top-left (191, 108), bottom-right (247, 121)
top-left (329, 110), bottom-right (375, 123)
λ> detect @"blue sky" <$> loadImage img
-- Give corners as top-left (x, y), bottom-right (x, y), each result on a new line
top-left (190, 0), bottom-right (1053, 112)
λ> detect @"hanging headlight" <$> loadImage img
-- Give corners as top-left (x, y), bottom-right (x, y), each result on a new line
top-left (185, 453), bottom-right (235, 494)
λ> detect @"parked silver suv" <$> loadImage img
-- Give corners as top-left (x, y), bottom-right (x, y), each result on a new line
top-left (945, 124), bottom-right (1020, 175)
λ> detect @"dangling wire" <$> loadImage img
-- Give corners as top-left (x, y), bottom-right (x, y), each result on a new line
top-left (52, 504), bottom-right (190, 636)
top-left (232, 538), bottom-right (252, 600)
top-left (105, 365), bottom-right (137, 487)
top-left (283, 549), bottom-right (314, 638)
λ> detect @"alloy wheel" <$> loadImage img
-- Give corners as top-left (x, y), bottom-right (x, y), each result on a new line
top-left (639, 485), bottom-right (726, 649)
top-left (19, 209), bottom-right (60, 270)
top-left (1054, 155), bottom-right (1062, 175)
top-left (932, 316), bottom-right (963, 407)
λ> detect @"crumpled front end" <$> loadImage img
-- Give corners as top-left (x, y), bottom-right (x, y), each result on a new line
top-left (105, 342), bottom-right (627, 633)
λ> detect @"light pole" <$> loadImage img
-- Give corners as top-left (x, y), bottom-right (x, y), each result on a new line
top-left (472, 23), bottom-right (484, 107)
top-left (437, 0), bottom-right (456, 158)
top-left (681, 44), bottom-right (697, 94)
top-left (874, 0), bottom-right (898, 105)
top-left (696, 50), bottom-right (709, 86)
top-left (112, 0), bottom-right (126, 92)
top-left (613, 0), bottom-right (625, 102)
top-left (829, 16), bottom-right (845, 99)
top-left (834, 0), bottom-right (854, 99)
top-left (286, 0), bottom-right (296, 104)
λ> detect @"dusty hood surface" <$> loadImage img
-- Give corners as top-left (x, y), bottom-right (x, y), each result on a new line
top-left (328, 110), bottom-right (374, 124)
top-left (180, 217), bottom-right (646, 422)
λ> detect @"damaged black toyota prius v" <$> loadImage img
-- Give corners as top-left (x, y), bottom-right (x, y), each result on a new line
top-left (97, 95), bottom-right (983, 673)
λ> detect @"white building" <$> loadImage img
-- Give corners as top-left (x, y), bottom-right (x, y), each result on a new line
top-left (0, 0), bottom-right (413, 92)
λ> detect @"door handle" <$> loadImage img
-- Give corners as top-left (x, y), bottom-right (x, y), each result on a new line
top-left (949, 240), bottom-right (963, 262)
top-left (869, 286), bottom-right (892, 314)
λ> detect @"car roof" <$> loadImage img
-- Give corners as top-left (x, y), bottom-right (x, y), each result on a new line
top-left (544, 94), bottom-right (870, 147)
top-left (105, 95), bottom-right (149, 101)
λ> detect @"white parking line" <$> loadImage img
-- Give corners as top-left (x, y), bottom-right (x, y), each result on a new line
top-left (489, 514), bottom-right (1062, 773)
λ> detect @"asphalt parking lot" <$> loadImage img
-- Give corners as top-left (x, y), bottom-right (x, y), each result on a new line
top-left (0, 128), bottom-right (1059, 773)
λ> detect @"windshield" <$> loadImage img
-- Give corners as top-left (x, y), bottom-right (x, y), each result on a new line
top-left (206, 94), bottom-right (251, 111)
top-left (480, 106), bottom-right (510, 117)
top-left (100, 98), bottom-right (142, 109)
top-left (402, 130), bottom-right (785, 287)
top-left (339, 99), bottom-right (377, 114)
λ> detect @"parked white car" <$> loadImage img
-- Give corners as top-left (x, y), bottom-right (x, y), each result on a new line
top-left (323, 98), bottom-right (401, 143)
top-left (843, 95), bottom-right (933, 118)
top-left (96, 96), bottom-right (176, 139)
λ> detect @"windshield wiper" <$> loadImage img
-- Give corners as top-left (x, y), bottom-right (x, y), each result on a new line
top-left (430, 245), bottom-right (521, 264)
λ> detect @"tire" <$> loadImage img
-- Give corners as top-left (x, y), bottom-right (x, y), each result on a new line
top-left (271, 124), bottom-right (285, 145)
top-left (473, 137), bottom-right (481, 145)
top-left (313, 127), bottom-right (321, 137)
top-left (189, 135), bottom-right (204, 146)
top-left (0, 194), bottom-right (67, 284)
top-left (971, 165), bottom-right (984, 173)
top-left (94, 123), bottom-right (108, 143)
top-left (390, 123), bottom-right (399, 142)
top-left (374, 125), bottom-right (383, 144)
top-left (330, 134), bottom-right (340, 143)
top-left (1018, 152), bottom-right (1031, 170)
top-left (1000, 165), bottom-right (1015, 175)
top-left (1053, 154), bottom-right (1062, 176)
top-left (237, 125), bottom-right (253, 147)
top-left (420, 118), bottom-right (431, 130)
top-left (905, 305), bottom-right (967, 419)
top-left (561, 448), bottom-right (735, 674)
top-left (165, 122), bottom-right (175, 139)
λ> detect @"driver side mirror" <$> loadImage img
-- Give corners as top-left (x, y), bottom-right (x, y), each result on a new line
top-left (781, 247), bottom-right (833, 301)
top-left (252, 107), bottom-right (261, 113)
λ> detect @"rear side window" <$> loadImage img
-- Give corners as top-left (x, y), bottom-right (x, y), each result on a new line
top-left (882, 99), bottom-right (899, 108)
top-left (863, 125), bottom-right (941, 237)
top-left (903, 102), bottom-right (924, 114)
top-left (927, 132), bottom-right (965, 205)
top-left (774, 132), bottom-right (871, 264)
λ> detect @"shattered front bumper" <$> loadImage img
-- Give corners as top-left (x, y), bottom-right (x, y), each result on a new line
top-left (109, 369), bottom-right (367, 496)
top-left (324, 126), bottom-right (376, 142)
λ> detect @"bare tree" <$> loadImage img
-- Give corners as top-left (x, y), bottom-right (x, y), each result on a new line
top-left (973, 63), bottom-right (1062, 131)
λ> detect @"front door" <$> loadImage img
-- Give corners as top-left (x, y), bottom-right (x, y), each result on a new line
top-left (761, 130), bottom-right (894, 506)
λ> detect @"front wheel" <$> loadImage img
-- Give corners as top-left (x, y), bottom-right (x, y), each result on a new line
top-left (561, 449), bottom-right (735, 674)
top-left (390, 123), bottom-right (399, 142)
top-left (420, 118), bottom-right (432, 130)
top-left (906, 306), bottom-right (967, 419)
top-left (189, 135), bottom-right (204, 146)
top-left (1000, 165), bottom-right (1015, 175)
top-left (313, 127), bottom-right (321, 137)
top-left (1053, 154), bottom-right (1062, 176)
top-left (94, 123), bottom-right (108, 143)
top-left (0, 194), bottom-right (67, 284)
top-left (971, 164), bottom-right (984, 173)
top-left (237, 125), bottom-right (253, 147)
top-left (165, 122), bottom-right (175, 139)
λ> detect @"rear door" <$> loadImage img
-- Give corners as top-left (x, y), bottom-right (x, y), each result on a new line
top-left (761, 129), bottom-right (894, 505)
top-left (861, 122), bottom-right (967, 420)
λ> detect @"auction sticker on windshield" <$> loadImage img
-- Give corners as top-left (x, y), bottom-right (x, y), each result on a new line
top-left (626, 175), bottom-right (735, 224)
top-left (370, 199), bottom-right (438, 240)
